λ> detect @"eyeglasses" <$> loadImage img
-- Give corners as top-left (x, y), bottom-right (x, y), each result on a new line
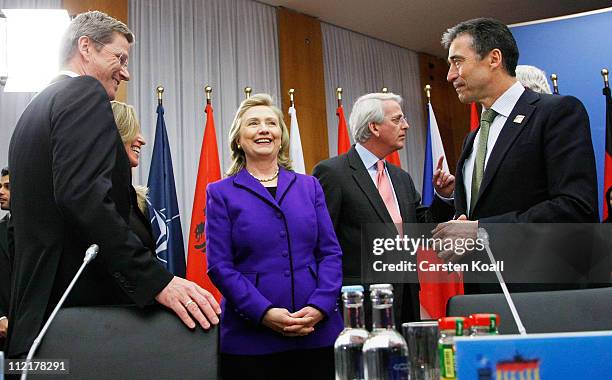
top-left (388, 116), bottom-right (408, 126)
top-left (89, 37), bottom-right (129, 69)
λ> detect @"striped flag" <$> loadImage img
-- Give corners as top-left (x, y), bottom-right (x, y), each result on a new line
top-left (422, 103), bottom-right (449, 206)
top-left (147, 103), bottom-right (186, 276)
top-left (288, 105), bottom-right (305, 174)
top-left (418, 102), bottom-right (463, 319)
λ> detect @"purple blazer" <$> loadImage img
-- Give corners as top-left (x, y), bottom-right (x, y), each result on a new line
top-left (206, 167), bottom-right (344, 355)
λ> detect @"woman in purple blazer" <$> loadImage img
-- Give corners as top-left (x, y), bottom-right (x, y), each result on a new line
top-left (206, 94), bottom-right (343, 379)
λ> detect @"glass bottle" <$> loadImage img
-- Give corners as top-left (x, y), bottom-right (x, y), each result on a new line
top-left (437, 317), bottom-right (465, 380)
top-left (363, 284), bottom-right (409, 380)
top-left (335, 285), bottom-right (370, 380)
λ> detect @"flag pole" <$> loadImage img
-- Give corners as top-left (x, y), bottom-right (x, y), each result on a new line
top-left (381, 87), bottom-right (388, 93)
top-left (603, 68), bottom-right (609, 88)
top-left (289, 88), bottom-right (295, 107)
top-left (424, 84), bottom-right (431, 105)
top-left (336, 87), bottom-right (342, 108)
top-left (244, 86), bottom-right (252, 99)
top-left (157, 85), bottom-right (164, 106)
top-left (205, 85), bottom-right (212, 105)
top-left (550, 73), bottom-right (559, 94)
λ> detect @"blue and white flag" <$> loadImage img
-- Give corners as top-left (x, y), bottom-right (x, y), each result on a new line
top-left (147, 103), bottom-right (186, 277)
top-left (422, 102), bottom-right (449, 207)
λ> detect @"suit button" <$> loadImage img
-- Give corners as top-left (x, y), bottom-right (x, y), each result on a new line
top-left (280, 231), bottom-right (286, 238)
top-left (282, 251), bottom-right (288, 258)
top-left (284, 270), bottom-right (290, 277)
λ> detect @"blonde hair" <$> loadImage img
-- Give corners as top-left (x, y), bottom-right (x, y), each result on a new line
top-left (111, 101), bottom-right (141, 144)
top-left (226, 93), bottom-right (292, 176)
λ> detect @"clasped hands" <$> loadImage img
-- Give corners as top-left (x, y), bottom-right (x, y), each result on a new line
top-left (432, 214), bottom-right (478, 263)
top-left (262, 306), bottom-right (323, 337)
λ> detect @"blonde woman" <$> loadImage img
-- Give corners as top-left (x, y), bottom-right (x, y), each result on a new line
top-left (111, 101), bottom-right (154, 252)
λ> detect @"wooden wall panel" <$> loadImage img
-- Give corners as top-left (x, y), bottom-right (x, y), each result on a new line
top-left (418, 52), bottom-right (471, 173)
top-left (63, 0), bottom-right (129, 102)
top-left (277, 7), bottom-right (329, 174)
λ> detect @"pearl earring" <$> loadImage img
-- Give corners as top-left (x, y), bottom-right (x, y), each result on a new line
top-left (237, 144), bottom-right (241, 150)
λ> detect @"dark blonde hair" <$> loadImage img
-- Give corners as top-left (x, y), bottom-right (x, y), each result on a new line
top-left (227, 93), bottom-right (292, 176)
top-left (111, 101), bottom-right (140, 144)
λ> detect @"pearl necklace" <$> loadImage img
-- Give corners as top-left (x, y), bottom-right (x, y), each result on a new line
top-left (248, 167), bottom-right (279, 183)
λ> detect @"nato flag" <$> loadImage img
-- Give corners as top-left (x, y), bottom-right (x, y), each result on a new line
top-left (147, 104), bottom-right (186, 276)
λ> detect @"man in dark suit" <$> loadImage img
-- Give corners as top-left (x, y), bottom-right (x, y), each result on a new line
top-left (433, 18), bottom-right (603, 292)
top-left (0, 166), bottom-right (11, 345)
top-left (7, 11), bottom-right (219, 358)
top-left (313, 92), bottom-right (455, 324)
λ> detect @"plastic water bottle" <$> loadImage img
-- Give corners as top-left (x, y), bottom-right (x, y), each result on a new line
top-left (335, 285), bottom-right (370, 380)
top-left (363, 284), bottom-right (409, 380)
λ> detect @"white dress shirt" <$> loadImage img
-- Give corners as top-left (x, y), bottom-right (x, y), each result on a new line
top-left (463, 81), bottom-right (525, 215)
top-left (58, 70), bottom-right (80, 78)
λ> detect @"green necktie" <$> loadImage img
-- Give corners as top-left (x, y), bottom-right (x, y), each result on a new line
top-left (470, 108), bottom-right (498, 214)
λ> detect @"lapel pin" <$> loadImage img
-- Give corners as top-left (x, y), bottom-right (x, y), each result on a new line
top-left (513, 115), bottom-right (525, 124)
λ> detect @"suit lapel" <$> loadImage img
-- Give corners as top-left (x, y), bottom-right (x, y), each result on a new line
top-left (275, 167), bottom-right (296, 204)
top-left (347, 147), bottom-right (393, 224)
top-left (477, 91), bottom-right (537, 202)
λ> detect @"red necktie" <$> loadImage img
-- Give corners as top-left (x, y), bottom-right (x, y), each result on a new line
top-left (376, 160), bottom-right (402, 234)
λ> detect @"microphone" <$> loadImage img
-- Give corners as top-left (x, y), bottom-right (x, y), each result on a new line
top-left (478, 228), bottom-right (527, 335)
top-left (21, 244), bottom-right (99, 380)
top-left (84, 244), bottom-right (99, 264)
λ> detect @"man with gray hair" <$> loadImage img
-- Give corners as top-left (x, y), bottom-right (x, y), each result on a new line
top-left (7, 11), bottom-right (219, 358)
top-left (313, 92), bottom-right (454, 324)
top-left (516, 65), bottom-right (552, 94)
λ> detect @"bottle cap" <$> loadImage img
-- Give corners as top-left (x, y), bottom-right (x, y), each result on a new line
top-left (341, 285), bottom-right (365, 293)
top-left (467, 313), bottom-right (500, 329)
top-left (438, 317), bottom-right (466, 335)
top-left (369, 283), bottom-right (393, 291)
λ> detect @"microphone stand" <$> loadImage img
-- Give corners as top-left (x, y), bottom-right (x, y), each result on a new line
top-left (478, 228), bottom-right (527, 336)
top-left (21, 244), bottom-right (99, 380)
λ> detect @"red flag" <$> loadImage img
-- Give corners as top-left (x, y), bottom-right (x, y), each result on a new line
top-left (337, 106), bottom-right (351, 155)
top-left (386, 151), bottom-right (401, 168)
top-left (186, 103), bottom-right (222, 301)
top-left (602, 85), bottom-right (612, 220)
top-left (418, 250), bottom-right (464, 319)
top-left (470, 102), bottom-right (479, 131)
